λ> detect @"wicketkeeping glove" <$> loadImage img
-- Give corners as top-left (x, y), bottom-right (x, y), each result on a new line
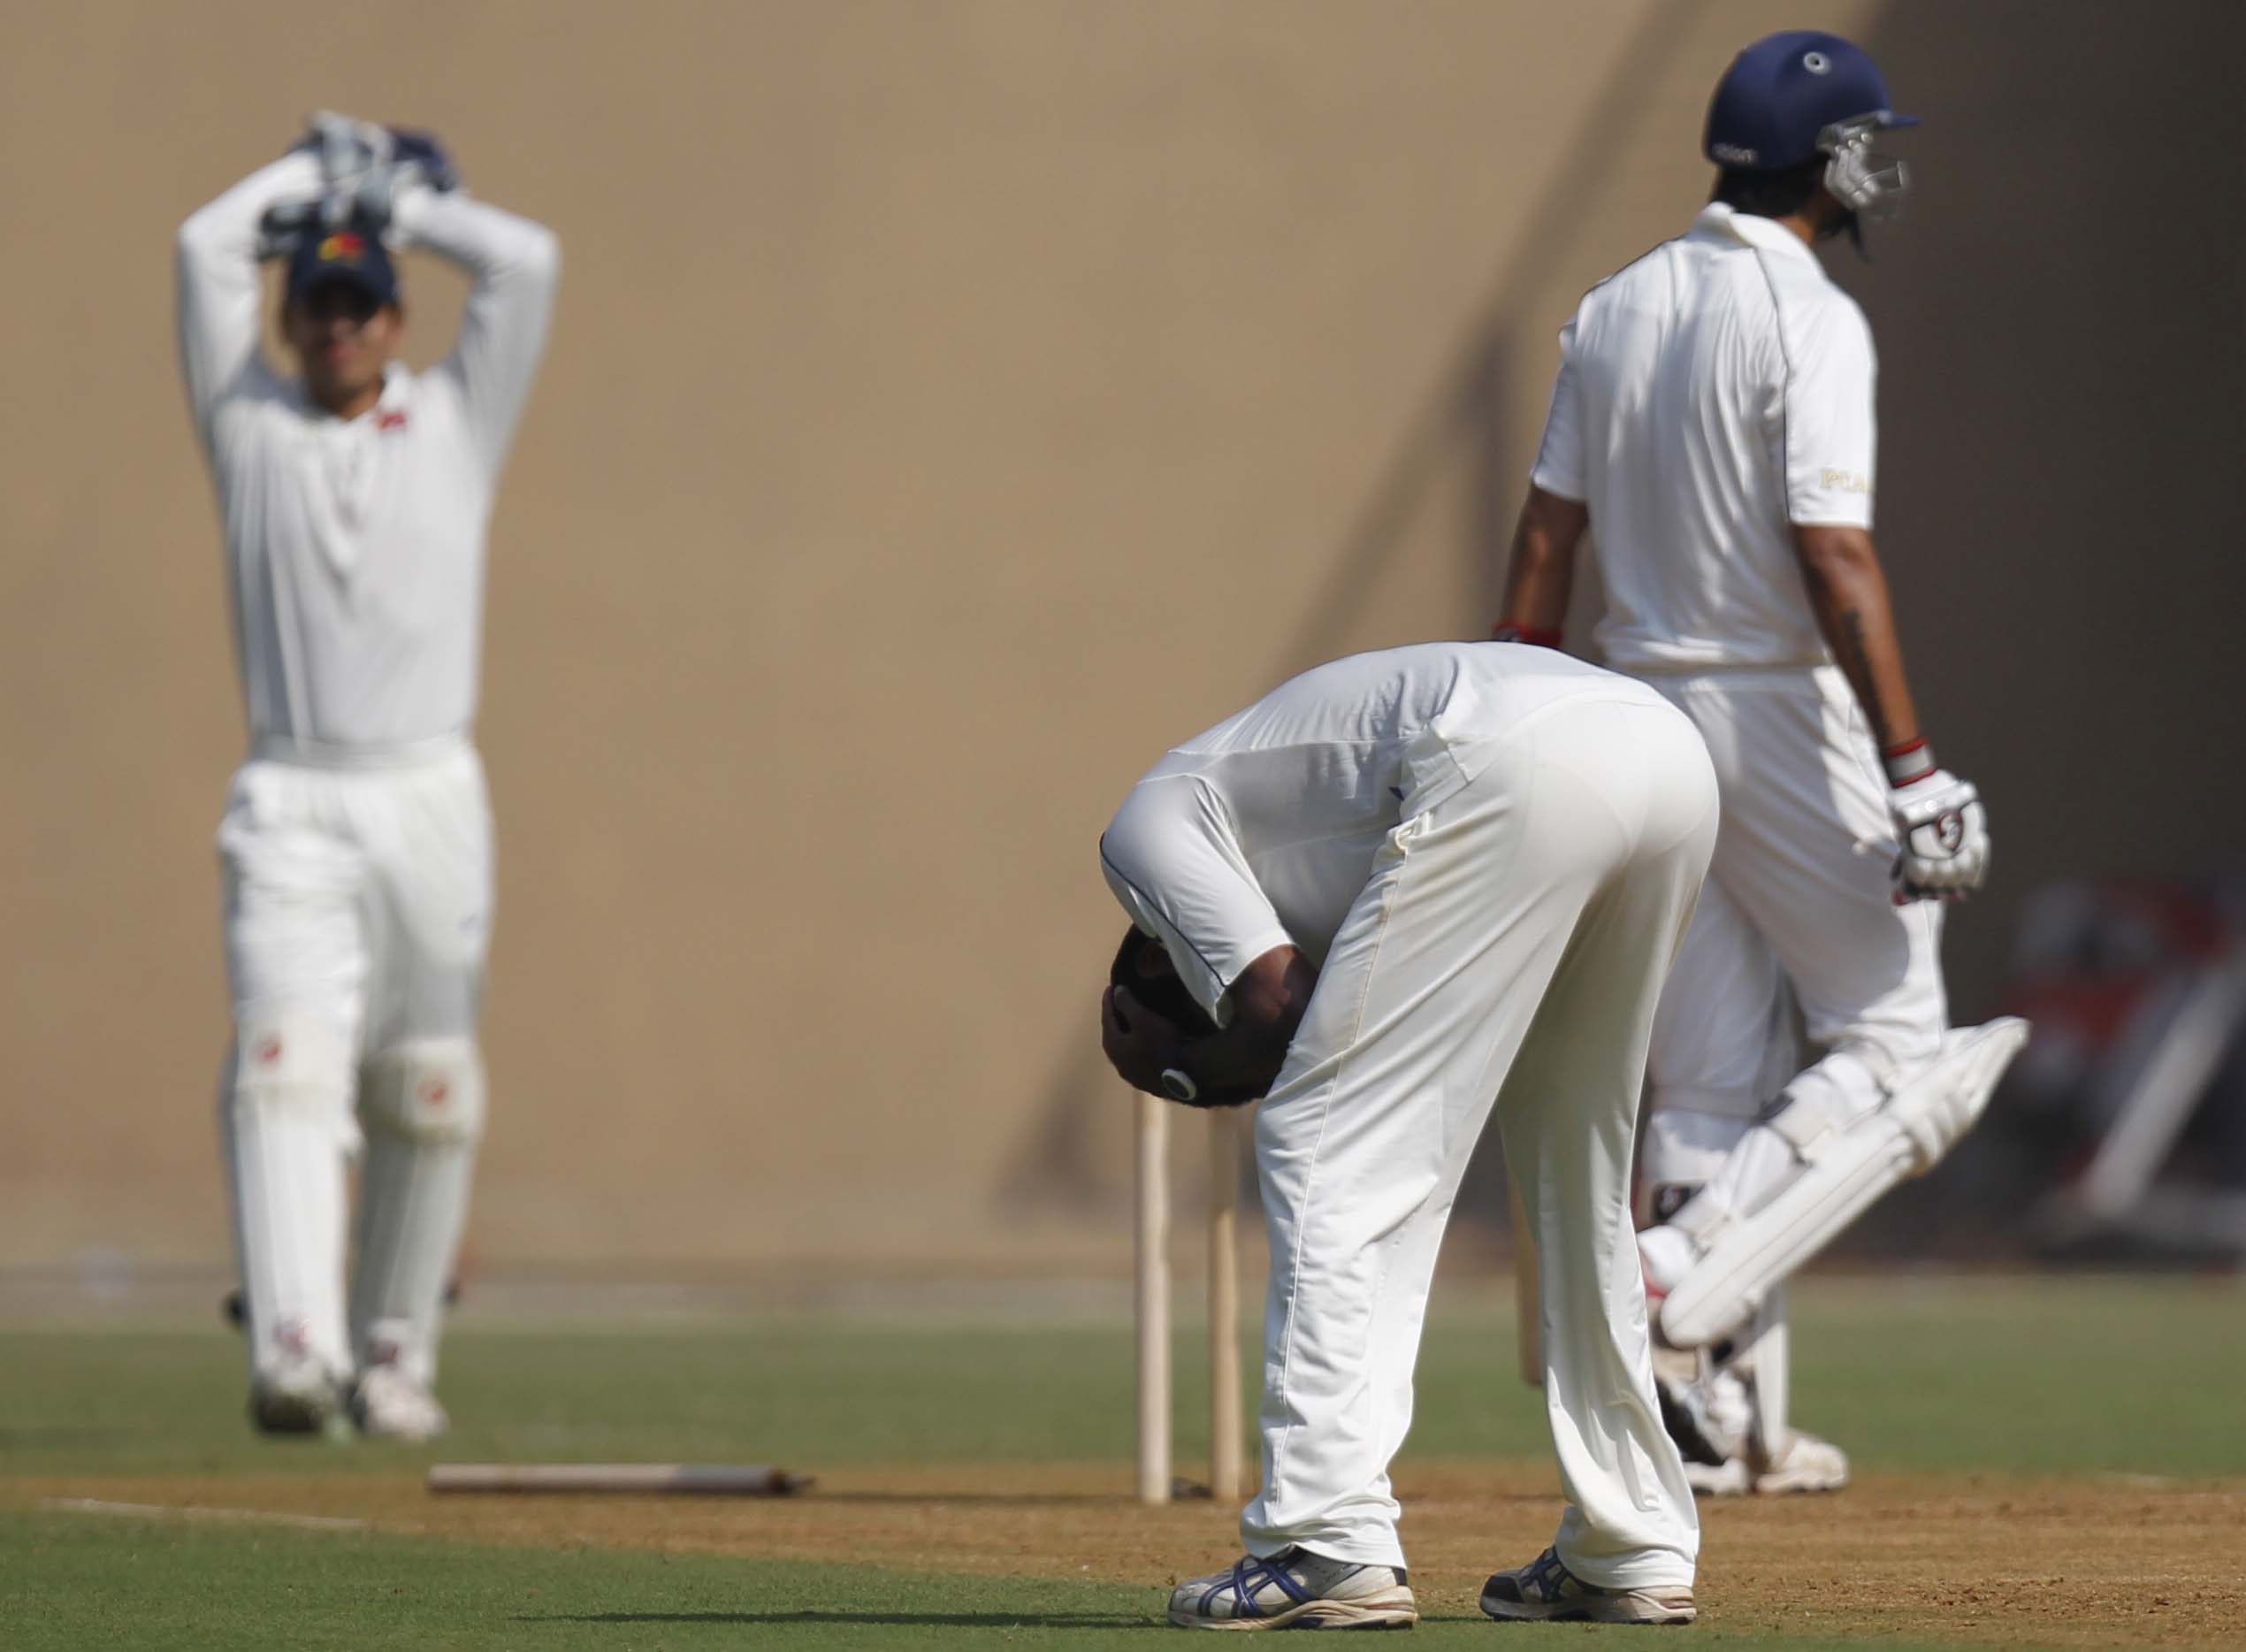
top-left (1885, 746), bottom-right (1989, 902)
top-left (293, 111), bottom-right (461, 237)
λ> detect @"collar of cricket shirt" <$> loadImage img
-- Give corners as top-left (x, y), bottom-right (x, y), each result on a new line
top-left (1693, 201), bottom-right (1824, 273)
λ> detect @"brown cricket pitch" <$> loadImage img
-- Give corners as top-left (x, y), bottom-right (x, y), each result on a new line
top-left (11, 1462), bottom-right (2242, 1645)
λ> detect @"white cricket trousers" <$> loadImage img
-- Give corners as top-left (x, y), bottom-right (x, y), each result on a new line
top-left (217, 732), bottom-right (493, 1390)
top-left (1241, 687), bottom-right (1714, 1587)
top-left (1641, 667), bottom-right (1947, 1196)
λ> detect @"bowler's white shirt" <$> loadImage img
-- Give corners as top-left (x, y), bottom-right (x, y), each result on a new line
top-left (177, 154), bottom-right (559, 746)
top-left (1532, 203), bottom-right (1877, 671)
top-left (1100, 641), bottom-right (1636, 1022)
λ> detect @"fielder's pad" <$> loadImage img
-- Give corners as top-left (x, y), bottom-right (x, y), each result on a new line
top-left (1658, 1018), bottom-right (2030, 1350)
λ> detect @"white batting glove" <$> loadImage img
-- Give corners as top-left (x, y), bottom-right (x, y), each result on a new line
top-left (1883, 741), bottom-right (1989, 902)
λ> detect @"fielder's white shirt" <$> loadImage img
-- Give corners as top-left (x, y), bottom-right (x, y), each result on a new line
top-left (1100, 641), bottom-right (1633, 1022)
top-left (177, 154), bottom-right (560, 746)
top-left (1533, 203), bottom-right (1877, 672)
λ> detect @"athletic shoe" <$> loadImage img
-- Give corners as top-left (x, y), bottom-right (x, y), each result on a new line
top-left (1167, 1548), bottom-right (1417, 1631)
top-left (351, 1365), bottom-right (449, 1442)
top-left (1683, 1428), bottom-right (1851, 1497)
top-left (1479, 1548), bottom-right (1694, 1625)
top-left (248, 1355), bottom-right (346, 1438)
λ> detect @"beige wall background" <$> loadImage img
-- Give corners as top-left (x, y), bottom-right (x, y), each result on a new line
top-left (4, 1), bottom-right (2236, 1273)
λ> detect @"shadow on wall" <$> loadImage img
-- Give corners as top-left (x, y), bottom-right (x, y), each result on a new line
top-left (1007, 0), bottom-right (2246, 1257)
top-left (1841, 0), bottom-right (2245, 1257)
top-left (998, 6), bottom-right (1701, 1220)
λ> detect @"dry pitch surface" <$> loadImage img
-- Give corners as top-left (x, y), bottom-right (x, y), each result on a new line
top-left (4, 1276), bottom-right (2242, 1648)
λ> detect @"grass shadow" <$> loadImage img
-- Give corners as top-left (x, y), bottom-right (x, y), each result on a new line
top-left (523, 1610), bottom-right (1157, 1629)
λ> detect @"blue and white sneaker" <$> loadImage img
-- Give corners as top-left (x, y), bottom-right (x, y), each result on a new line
top-left (1479, 1548), bottom-right (1694, 1625)
top-left (1168, 1547), bottom-right (1417, 1631)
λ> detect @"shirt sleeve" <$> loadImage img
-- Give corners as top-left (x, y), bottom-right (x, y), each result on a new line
top-left (391, 188), bottom-right (561, 477)
top-left (1098, 778), bottom-right (1293, 1029)
top-left (1782, 294), bottom-right (1877, 529)
top-left (175, 152), bottom-right (324, 448)
top-left (1528, 317), bottom-right (1588, 502)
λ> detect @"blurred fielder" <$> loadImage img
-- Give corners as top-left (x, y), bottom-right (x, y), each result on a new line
top-left (1494, 33), bottom-right (2025, 1495)
top-left (1101, 641), bottom-right (1714, 1627)
top-left (176, 115), bottom-right (558, 1439)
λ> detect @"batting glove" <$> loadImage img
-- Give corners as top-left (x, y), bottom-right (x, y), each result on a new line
top-left (1884, 742), bottom-right (1989, 902)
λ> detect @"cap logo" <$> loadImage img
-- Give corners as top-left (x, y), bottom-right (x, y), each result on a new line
top-left (317, 232), bottom-right (366, 263)
top-left (1711, 142), bottom-right (1759, 164)
top-left (1803, 50), bottom-right (1831, 73)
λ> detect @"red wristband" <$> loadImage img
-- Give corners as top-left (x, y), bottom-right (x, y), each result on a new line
top-left (1492, 623), bottom-right (1563, 648)
top-left (1882, 738), bottom-right (1937, 787)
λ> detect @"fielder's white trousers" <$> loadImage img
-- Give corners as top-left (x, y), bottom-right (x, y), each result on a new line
top-left (1241, 688), bottom-right (1714, 1587)
top-left (1641, 667), bottom-right (1947, 1208)
top-left (217, 733), bottom-right (493, 1389)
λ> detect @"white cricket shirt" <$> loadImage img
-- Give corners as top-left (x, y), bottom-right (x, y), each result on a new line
top-left (177, 155), bottom-right (559, 747)
top-left (1099, 641), bottom-right (1636, 1022)
top-left (1532, 203), bottom-right (1878, 671)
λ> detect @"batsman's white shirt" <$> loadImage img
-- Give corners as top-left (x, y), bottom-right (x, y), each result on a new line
top-left (1533, 202), bottom-right (1876, 672)
top-left (1104, 643), bottom-right (1709, 1583)
top-left (178, 152), bottom-right (559, 746)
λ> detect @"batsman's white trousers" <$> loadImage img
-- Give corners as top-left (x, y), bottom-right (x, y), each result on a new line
top-left (1642, 667), bottom-right (1946, 1185)
top-left (1241, 688), bottom-right (1713, 1587)
top-left (218, 733), bottom-right (492, 1388)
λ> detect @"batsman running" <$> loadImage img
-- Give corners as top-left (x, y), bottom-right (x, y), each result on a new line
top-left (1101, 641), bottom-right (1715, 1628)
top-left (1493, 32), bottom-right (2027, 1495)
top-left (176, 115), bottom-right (559, 1439)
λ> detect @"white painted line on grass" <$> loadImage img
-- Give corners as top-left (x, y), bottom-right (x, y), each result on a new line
top-left (40, 1497), bottom-right (371, 1533)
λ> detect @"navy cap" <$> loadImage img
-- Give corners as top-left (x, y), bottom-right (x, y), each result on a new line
top-left (1704, 31), bottom-right (1917, 172)
top-left (285, 224), bottom-right (399, 309)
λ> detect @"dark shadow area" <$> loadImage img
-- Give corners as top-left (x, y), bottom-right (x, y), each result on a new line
top-left (1841, 0), bottom-right (2246, 1255)
top-left (520, 1610), bottom-right (1157, 1629)
top-left (1000, 4), bottom-right (1699, 1224)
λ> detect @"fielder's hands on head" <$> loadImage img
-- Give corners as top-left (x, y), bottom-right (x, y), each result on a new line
top-left (1888, 768), bottom-right (1989, 902)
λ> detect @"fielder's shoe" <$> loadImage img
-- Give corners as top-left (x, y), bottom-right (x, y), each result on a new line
top-left (1479, 1549), bottom-right (1694, 1626)
top-left (350, 1365), bottom-right (449, 1442)
top-left (1167, 1548), bottom-right (1417, 1631)
top-left (248, 1355), bottom-right (346, 1438)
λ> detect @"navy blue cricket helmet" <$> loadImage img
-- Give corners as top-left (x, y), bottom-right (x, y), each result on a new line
top-left (1704, 31), bottom-right (1917, 219)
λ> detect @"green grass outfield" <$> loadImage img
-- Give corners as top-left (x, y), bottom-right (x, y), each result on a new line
top-left (3, 1274), bottom-right (2241, 1648)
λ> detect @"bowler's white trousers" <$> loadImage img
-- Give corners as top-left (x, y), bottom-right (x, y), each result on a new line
top-left (1641, 667), bottom-right (1947, 1207)
top-left (1241, 688), bottom-right (1714, 1587)
top-left (218, 733), bottom-right (493, 1390)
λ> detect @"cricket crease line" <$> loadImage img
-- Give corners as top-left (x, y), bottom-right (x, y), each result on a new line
top-left (40, 1496), bottom-right (375, 1533)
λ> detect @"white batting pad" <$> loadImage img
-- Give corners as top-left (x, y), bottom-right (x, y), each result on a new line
top-left (1658, 1018), bottom-right (2030, 1350)
top-left (222, 1011), bottom-right (359, 1385)
top-left (351, 1040), bottom-right (485, 1388)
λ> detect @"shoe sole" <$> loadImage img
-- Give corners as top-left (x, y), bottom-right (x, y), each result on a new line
top-left (1169, 1590), bottom-right (1418, 1631)
top-left (1479, 1588), bottom-right (1694, 1626)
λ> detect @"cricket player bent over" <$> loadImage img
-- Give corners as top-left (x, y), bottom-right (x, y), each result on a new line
top-left (1494, 34), bottom-right (2021, 1494)
top-left (1099, 641), bottom-right (1714, 1629)
top-left (177, 115), bottom-right (558, 1439)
